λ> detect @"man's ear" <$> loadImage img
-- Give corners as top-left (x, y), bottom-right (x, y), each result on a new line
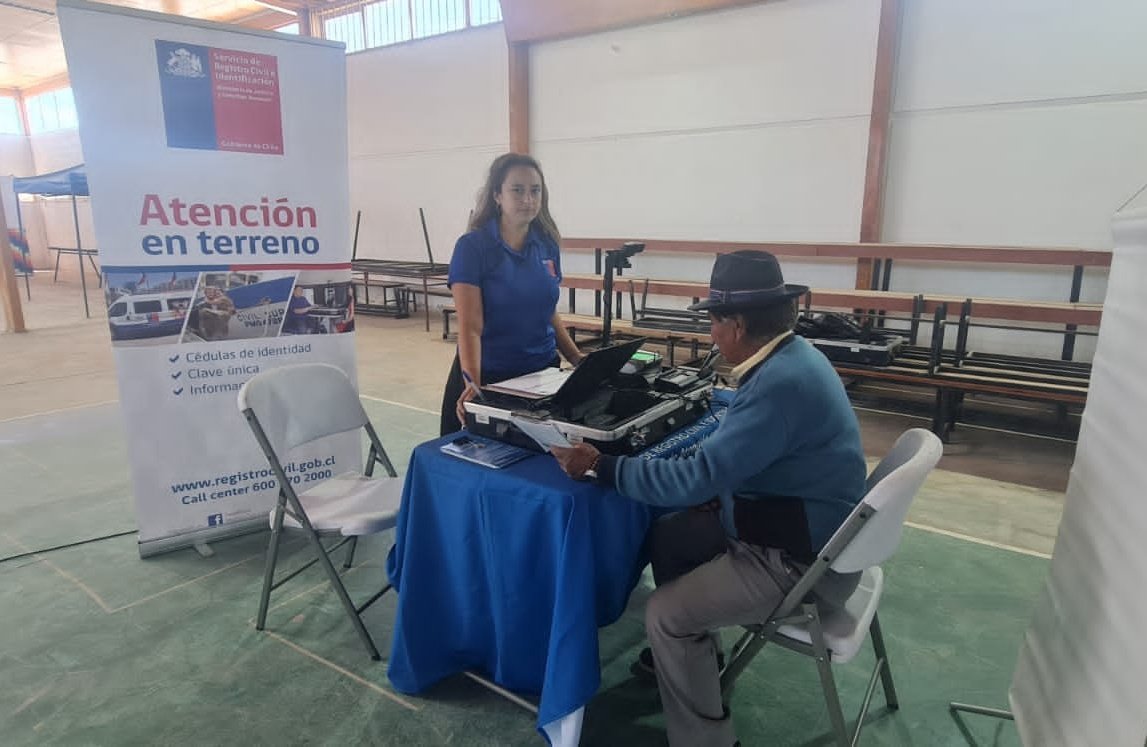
top-left (732, 313), bottom-right (748, 342)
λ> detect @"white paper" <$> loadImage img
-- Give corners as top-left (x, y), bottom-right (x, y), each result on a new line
top-left (510, 415), bottom-right (572, 450)
top-left (484, 367), bottom-right (571, 398)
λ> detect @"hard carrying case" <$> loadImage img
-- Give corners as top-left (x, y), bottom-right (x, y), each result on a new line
top-left (463, 338), bottom-right (715, 455)
top-left (796, 313), bottom-right (904, 366)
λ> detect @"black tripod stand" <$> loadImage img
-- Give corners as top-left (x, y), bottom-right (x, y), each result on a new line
top-left (600, 242), bottom-right (644, 347)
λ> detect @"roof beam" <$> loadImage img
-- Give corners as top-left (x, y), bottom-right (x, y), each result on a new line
top-left (499, 0), bottom-right (768, 43)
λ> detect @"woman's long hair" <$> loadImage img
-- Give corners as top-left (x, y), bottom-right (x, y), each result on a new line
top-left (468, 153), bottom-right (561, 244)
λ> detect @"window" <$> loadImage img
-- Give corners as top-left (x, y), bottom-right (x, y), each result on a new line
top-left (469, 0), bottom-right (501, 26)
top-left (364, 0), bottom-right (412, 47)
top-left (411, 0), bottom-right (464, 39)
top-left (0, 97), bottom-right (21, 135)
top-left (325, 12), bottom-right (367, 53)
top-left (26, 88), bottom-right (78, 134)
top-left (326, 0), bottom-right (500, 53)
top-left (276, 23), bottom-right (300, 35)
top-left (133, 300), bottom-right (163, 314)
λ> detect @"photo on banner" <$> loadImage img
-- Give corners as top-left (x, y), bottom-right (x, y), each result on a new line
top-left (58, 0), bottom-right (356, 555)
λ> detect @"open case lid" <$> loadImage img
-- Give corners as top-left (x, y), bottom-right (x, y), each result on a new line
top-left (551, 337), bottom-right (646, 405)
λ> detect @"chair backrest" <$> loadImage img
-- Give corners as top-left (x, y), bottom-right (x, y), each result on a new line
top-left (830, 428), bottom-right (943, 574)
top-left (237, 363), bottom-right (368, 456)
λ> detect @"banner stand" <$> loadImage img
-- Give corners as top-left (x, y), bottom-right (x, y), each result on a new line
top-left (943, 206), bottom-right (1147, 746)
top-left (59, 0), bottom-right (358, 557)
top-left (140, 517), bottom-right (266, 559)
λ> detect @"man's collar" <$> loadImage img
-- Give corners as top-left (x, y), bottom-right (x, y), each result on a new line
top-left (729, 331), bottom-right (794, 384)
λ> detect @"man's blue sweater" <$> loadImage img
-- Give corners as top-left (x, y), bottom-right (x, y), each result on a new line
top-left (599, 335), bottom-right (866, 552)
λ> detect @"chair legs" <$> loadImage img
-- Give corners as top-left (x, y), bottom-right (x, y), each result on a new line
top-left (868, 612), bottom-right (899, 709)
top-left (723, 606), bottom-right (901, 747)
top-left (256, 495), bottom-right (289, 631)
top-left (806, 603), bottom-right (851, 747)
top-left (298, 522), bottom-right (383, 661)
top-left (344, 536), bottom-right (359, 569)
top-left (255, 492), bottom-right (384, 661)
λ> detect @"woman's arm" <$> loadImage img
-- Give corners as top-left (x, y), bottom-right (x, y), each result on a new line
top-left (453, 282), bottom-right (484, 422)
top-left (552, 311), bottom-right (584, 366)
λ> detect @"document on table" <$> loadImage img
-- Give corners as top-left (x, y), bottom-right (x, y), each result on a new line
top-left (510, 415), bottom-right (572, 451)
top-left (440, 435), bottom-right (534, 469)
top-left (483, 367), bottom-right (571, 399)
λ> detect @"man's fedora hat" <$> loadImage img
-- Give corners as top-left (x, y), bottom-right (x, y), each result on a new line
top-left (688, 250), bottom-right (809, 313)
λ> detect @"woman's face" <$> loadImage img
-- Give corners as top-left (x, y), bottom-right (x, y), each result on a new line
top-left (495, 166), bottom-right (543, 228)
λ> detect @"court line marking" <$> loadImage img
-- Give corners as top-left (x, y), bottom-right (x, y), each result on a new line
top-left (0, 400), bottom-right (119, 424)
top-left (359, 395), bottom-right (438, 416)
top-left (13, 686), bottom-right (51, 716)
top-left (4, 533), bottom-right (114, 613)
top-left (905, 521), bottom-right (1052, 559)
top-left (263, 631), bottom-right (421, 712)
top-left (108, 552), bottom-right (264, 613)
top-left (3, 531), bottom-right (270, 614)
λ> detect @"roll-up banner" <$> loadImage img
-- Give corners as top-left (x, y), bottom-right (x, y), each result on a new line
top-left (58, 0), bottom-right (359, 556)
top-left (1007, 208), bottom-right (1147, 745)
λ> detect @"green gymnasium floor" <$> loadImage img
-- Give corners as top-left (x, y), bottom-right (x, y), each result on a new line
top-left (0, 280), bottom-right (1063, 746)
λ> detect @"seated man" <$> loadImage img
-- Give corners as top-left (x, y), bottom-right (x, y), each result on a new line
top-left (552, 250), bottom-right (867, 747)
top-left (285, 285), bottom-right (315, 334)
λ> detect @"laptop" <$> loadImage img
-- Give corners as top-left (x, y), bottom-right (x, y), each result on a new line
top-left (483, 338), bottom-right (647, 404)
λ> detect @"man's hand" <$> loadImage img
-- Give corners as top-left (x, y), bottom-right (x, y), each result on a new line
top-left (550, 442), bottom-right (601, 480)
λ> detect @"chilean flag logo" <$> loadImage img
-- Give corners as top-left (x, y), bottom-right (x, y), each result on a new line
top-left (543, 259), bottom-right (557, 277)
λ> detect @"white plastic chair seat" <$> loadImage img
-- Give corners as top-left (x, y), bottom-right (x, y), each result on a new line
top-left (275, 471), bottom-right (403, 536)
top-left (776, 566), bottom-right (884, 663)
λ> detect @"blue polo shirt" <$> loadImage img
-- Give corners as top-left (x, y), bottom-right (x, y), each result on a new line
top-left (448, 219), bottom-right (562, 379)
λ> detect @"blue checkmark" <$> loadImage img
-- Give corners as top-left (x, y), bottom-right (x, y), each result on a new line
top-left (173, 387), bottom-right (184, 395)
top-left (171, 371), bottom-right (182, 380)
top-left (168, 354), bottom-right (180, 363)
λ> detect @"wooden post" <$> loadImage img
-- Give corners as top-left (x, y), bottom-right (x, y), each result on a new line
top-left (0, 195), bottom-right (27, 333)
top-left (508, 42), bottom-right (530, 153)
top-left (856, 0), bottom-right (902, 290)
top-left (297, 8), bottom-right (314, 37)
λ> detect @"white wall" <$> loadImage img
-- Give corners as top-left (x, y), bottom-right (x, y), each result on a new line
top-left (532, 0), bottom-right (881, 289)
top-left (0, 133), bottom-right (35, 176)
top-left (346, 25), bottom-right (509, 263)
top-left (881, 0), bottom-right (1147, 358)
top-left (28, 129), bottom-right (85, 174)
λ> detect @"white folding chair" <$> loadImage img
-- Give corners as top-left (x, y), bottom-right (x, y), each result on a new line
top-left (237, 363), bottom-right (403, 660)
top-left (719, 428), bottom-right (943, 746)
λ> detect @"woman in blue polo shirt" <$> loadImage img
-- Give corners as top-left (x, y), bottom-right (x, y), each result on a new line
top-left (439, 153), bottom-right (584, 435)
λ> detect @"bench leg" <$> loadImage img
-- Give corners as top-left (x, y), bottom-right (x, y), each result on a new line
top-left (949, 391), bottom-right (965, 434)
top-left (442, 310), bottom-right (454, 340)
top-left (932, 389), bottom-right (960, 442)
top-left (52, 250), bottom-right (62, 282)
top-left (932, 389), bottom-right (950, 442)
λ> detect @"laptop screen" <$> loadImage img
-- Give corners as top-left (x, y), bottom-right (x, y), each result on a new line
top-left (552, 337), bottom-right (646, 405)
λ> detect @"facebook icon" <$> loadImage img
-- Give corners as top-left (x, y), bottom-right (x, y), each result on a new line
top-left (208, 513), bottom-right (224, 527)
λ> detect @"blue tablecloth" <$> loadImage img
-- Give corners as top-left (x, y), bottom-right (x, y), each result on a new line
top-left (386, 393), bottom-right (730, 731)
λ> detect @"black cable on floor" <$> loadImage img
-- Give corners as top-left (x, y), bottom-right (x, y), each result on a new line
top-left (0, 529), bottom-right (138, 565)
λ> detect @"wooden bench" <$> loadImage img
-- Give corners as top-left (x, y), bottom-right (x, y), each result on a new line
top-left (558, 313), bottom-right (711, 366)
top-left (401, 283), bottom-right (453, 313)
top-left (442, 306), bottom-right (456, 340)
top-left (565, 276), bottom-right (1096, 439)
top-left (354, 277), bottom-right (409, 318)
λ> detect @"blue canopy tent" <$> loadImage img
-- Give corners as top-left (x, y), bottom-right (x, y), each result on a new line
top-left (11, 164), bottom-right (98, 317)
